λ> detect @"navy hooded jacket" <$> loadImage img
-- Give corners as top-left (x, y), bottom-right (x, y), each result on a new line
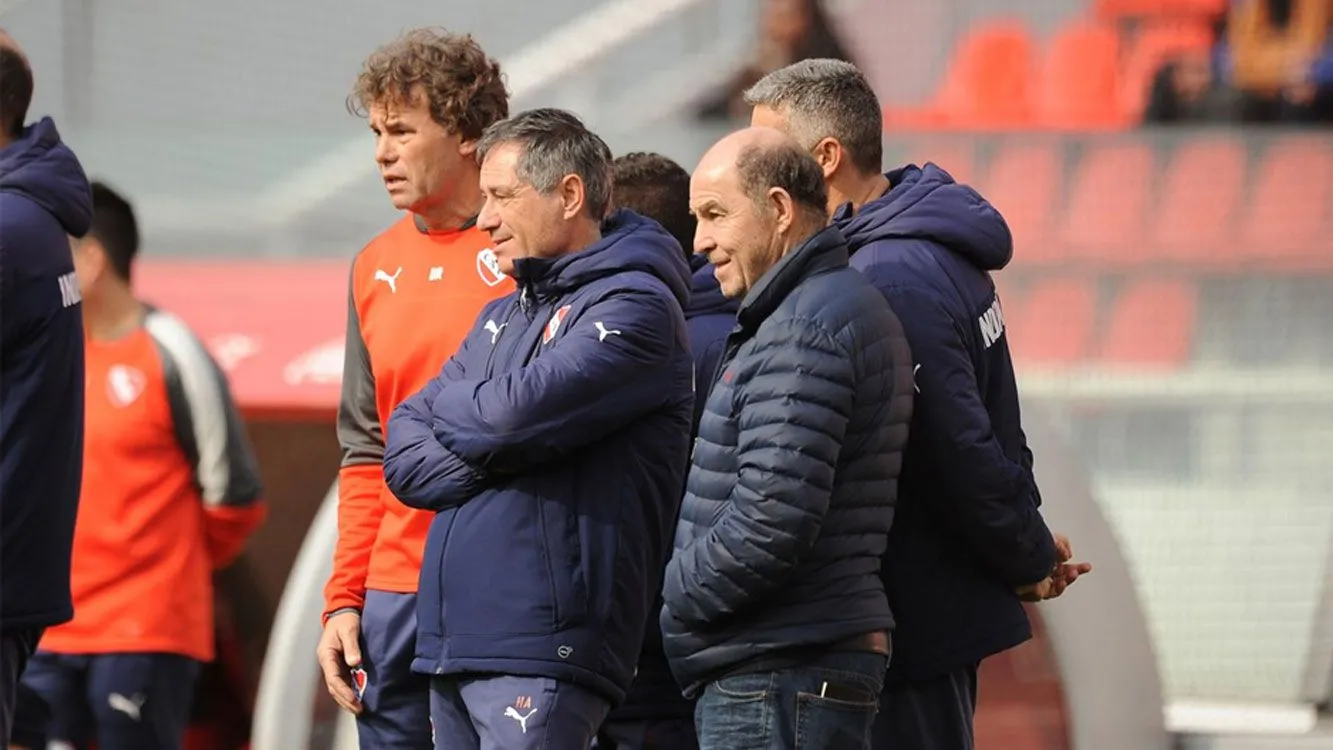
top-left (0, 117), bottom-right (92, 630)
top-left (836, 164), bottom-right (1057, 686)
top-left (382, 210), bottom-right (695, 705)
top-left (613, 254), bottom-right (739, 722)
top-left (683, 255), bottom-right (740, 433)
top-left (661, 226), bottom-right (913, 696)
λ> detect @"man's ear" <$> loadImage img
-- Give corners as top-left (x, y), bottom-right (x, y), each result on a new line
top-left (811, 137), bottom-right (843, 180)
top-left (558, 173), bottom-right (587, 220)
top-left (767, 186), bottom-right (797, 237)
top-left (458, 138), bottom-right (478, 158)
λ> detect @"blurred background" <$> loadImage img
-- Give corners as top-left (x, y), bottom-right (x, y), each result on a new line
top-left (4, 0), bottom-right (1331, 748)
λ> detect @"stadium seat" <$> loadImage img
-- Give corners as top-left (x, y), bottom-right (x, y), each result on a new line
top-left (1094, 0), bottom-right (1228, 22)
top-left (1059, 142), bottom-right (1155, 265)
top-left (985, 142), bottom-right (1063, 266)
top-left (1098, 278), bottom-right (1197, 367)
top-left (1008, 278), bottom-right (1097, 365)
top-left (927, 19), bottom-right (1038, 130)
top-left (1036, 21), bottom-right (1130, 129)
top-left (1148, 137), bottom-right (1246, 268)
top-left (900, 137), bottom-right (977, 186)
top-left (1118, 20), bottom-right (1217, 120)
top-left (1238, 137), bottom-right (1333, 270)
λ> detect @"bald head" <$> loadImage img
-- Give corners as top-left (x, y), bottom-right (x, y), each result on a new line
top-left (0, 29), bottom-right (33, 138)
top-left (696, 126), bottom-right (828, 221)
top-left (689, 126), bottom-right (830, 298)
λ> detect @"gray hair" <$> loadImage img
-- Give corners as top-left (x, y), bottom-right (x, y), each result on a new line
top-left (736, 140), bottom-right (829, 226)
top-left (476, 108), bottom-right (613, 219)
top-left (743, 59), bottom-right (884, 176)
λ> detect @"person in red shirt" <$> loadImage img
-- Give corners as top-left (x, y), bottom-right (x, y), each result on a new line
top-left (314, 28), bottom-right (514, 749)
top-left (19, 181), bottom-right (267, 750)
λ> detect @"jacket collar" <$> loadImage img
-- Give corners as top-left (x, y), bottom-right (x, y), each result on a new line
top-left (736, 225), bottom-right (849, 332)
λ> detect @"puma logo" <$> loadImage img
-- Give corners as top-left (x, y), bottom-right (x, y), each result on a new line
top-left (594, 321), bottom-right (621, 342)
top-left (484, 319), bottom-right (507, 344)
top-left (108, 692), bottom-right (145, 722)
top-left (504, 705), bottom-right (538, 734)
top-left (374, 267), bottom-right (402, 294)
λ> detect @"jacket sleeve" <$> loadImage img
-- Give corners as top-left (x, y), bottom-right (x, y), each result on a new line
top-left (382, 327), bottom-right (491, 511)
top-left (428, 289), bottom-right (680, 472)
top-left (662, 318), bottom-right (855, 628)
top-left (885, 286), bottom-right (1055, 587)
top-left (147, 312), bottom-right (267, 571)
top-left (324, 266), bottom-right (386, 617)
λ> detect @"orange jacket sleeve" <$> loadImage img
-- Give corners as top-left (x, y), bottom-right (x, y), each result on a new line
top-left (205, 502), bottom-right (269, 569)
top-left (323, 262), bottom-right (387, 619)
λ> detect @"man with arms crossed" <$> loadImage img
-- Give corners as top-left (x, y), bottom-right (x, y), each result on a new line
top-left (661, 127), bottom-right (914, 750)
top-left (745, 59), bottom-right (1092, 749)
top-left (0, 28), bottom-right (91, 746)
top-left (315, 28), bottom-right (514, 750)
top-left (597, 152), bottom-right (738, 750)
top-left (383, 109), bottom-right (695, 749)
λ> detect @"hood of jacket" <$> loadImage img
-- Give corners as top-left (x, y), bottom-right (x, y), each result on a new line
top-left (836, 163), bottom-right (1012, 271)
top-left (513, 209), bottom-right (692, 308)
top-left (0, 117), bottom-right (92, 237)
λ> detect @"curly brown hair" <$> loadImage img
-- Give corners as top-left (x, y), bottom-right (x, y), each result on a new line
top-left (348, 28), bottom-right (509, 141)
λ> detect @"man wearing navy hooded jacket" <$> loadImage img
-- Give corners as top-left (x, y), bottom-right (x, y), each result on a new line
top-left (746, 60), bottom-right (1091, 749)
top-left (0, 30), bottom-right (92, 744)
top-left (382, 109), bottom-right (694, 750)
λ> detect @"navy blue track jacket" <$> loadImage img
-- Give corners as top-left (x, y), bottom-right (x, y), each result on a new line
top-left (382, 210), bottom-right (695, 705)
top-left (836, 163), bottom-right (1057, 685)
top-left (0, 117), bottom-right (92, 630)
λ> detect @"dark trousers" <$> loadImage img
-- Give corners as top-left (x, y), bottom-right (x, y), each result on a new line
top-left (430, 673), bottom-right (611, 750)
top-left (871, 663), bottom-right (979, 750)
top-left (0, 628), bottom-right (41, 745)
top-left (355, 590), bottom-right (432, 749)
top-left (21, 651), bottom-right (201, 750)
top-left (693, 651), bottom-right (888, 750)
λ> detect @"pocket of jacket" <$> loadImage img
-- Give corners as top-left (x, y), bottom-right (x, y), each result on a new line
top-left (538, 498), bottom-right (587, 629)
top-left (438, 497), bottom-right (559, 636)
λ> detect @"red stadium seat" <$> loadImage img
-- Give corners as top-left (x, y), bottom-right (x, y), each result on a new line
top-left (1036, 21), bottom-right (1130, 129)
top-left (1148, 137), bottom-right (1246, 268)
top-left (1098, 279), bottom-right (1197, 367)
top-left (985, 142), bottom-right (1064, 266)
top-left (1238, 137), bottom-right (1333, 270)
top-left (928, 20), bottom-right (1038, 130)
top-left (1008, 278), bottom-right (1097, 365)
top-left (900, 137), bottom-right (978, 186)
top-left (1059, 142), bottom-right (1155, 265)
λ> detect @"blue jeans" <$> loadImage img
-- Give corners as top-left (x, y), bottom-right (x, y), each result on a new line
top-left (694, 651), bottom-right (887, 750)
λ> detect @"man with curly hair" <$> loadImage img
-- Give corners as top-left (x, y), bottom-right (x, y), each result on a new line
top-left (314, 28), bottom-right (513, 750)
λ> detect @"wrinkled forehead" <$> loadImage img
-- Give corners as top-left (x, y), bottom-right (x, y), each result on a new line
top-left (479, 142), bottom-right (526, 188)
top-left (368, 86), bottom-right (430, 120)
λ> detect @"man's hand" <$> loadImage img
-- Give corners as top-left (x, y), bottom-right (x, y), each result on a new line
top-left (1016, 532), bottom-right (1092, 602)
top-left (317, 610), bottom-right (364, 714)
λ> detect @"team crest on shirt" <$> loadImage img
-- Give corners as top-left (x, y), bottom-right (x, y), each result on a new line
top-left (543, 305), bottom-right (572, 344)
top-left (351, 666), bottom-right (368, 699)
top-left (476, 247), bottom-right (507, 287)
top-left (106, 365), bottom-right (147, 407)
